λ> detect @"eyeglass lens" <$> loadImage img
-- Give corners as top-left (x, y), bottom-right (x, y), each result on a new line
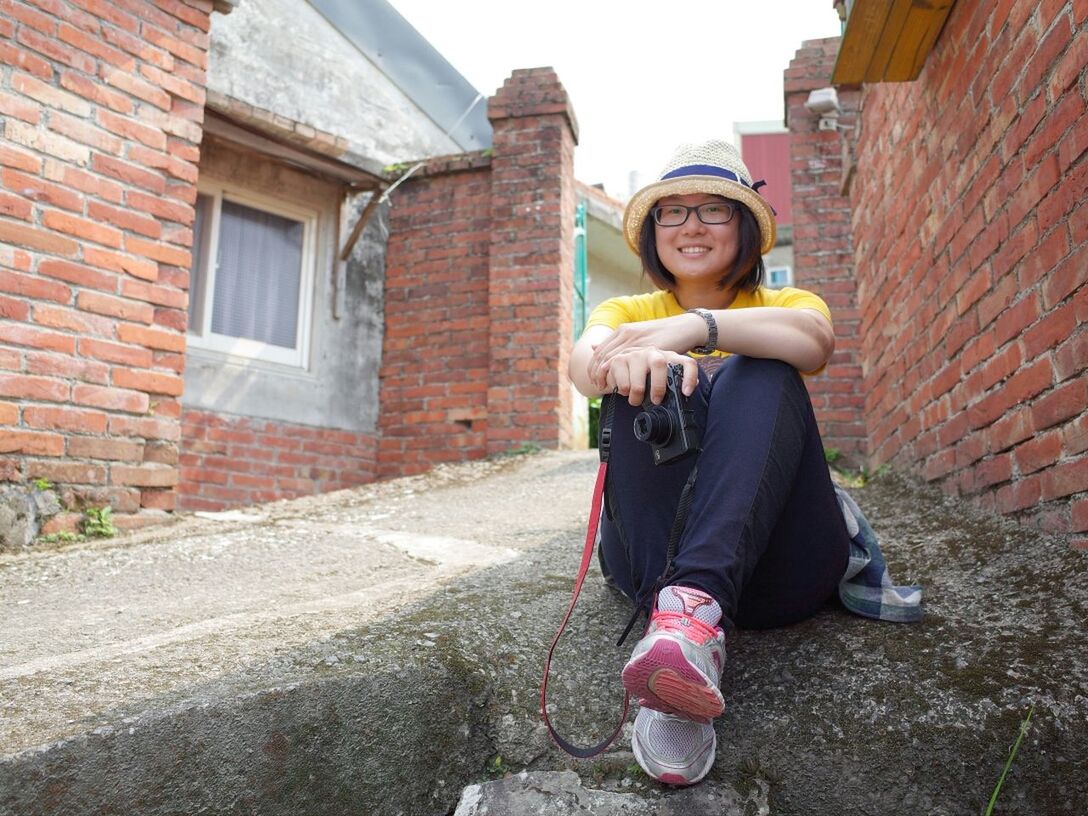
top-left (653, 202), bottom-right (736, 227)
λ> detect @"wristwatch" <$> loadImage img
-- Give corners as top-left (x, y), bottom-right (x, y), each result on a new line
top-left (687, 308), bottom-right (718, 354)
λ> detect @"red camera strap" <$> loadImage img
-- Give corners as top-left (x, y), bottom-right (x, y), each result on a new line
top-left (539, 458), bottom-right (631, 758)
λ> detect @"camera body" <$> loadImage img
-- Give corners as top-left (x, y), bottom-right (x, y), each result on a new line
top-left (632, 364), bottom-right (701, 465)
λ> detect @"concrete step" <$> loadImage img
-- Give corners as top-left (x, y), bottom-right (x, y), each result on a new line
top-left (1, 450), bottom-right (1086, 815)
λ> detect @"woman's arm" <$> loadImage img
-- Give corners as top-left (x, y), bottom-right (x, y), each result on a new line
top-left (569, 324), bottom-right (616, 397)
top-left (589, 307), bottom-right (835, 382)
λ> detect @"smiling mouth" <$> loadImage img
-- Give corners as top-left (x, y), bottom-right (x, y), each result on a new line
top-left (679, 247), bottom-right (711, 255)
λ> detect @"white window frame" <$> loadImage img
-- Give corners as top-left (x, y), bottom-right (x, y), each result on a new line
top-left (766, 265), bottom-right (794, 289)
top-left (187, 180), bottom-right (316, 369)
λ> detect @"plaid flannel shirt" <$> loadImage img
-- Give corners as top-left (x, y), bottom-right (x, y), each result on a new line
top-left (835, 485), bottom-right (923, 623)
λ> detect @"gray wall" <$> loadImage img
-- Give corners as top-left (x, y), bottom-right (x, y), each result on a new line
top-left (207, 0), bottom-right (463, 165)
top-left (182, 140), bottom-right (386, 433)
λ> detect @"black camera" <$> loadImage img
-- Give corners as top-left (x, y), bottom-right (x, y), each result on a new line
top-left (632, 364), bottom-right (701, 465)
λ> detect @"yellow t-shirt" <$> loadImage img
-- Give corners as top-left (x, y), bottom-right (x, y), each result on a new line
top-left (584, 287), bottom-right (833, 368)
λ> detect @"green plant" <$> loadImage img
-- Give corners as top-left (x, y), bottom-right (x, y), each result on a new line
top-left (39, 531), bottom-right (83, 544)
top-left (588, 396), bottom-right (601, 448)
top-left (824, 447), bottom-right (841, 465)
top-left (32, 477), bottom-right (53, 491)
top-left (81, 506), bottom-right (117, 538)
top-left (984, 704), bottom-right (1035, 816)
top-left (485, 754), bottom-right (509, 776)
top-left (505, 442), bottom-right (541, 457)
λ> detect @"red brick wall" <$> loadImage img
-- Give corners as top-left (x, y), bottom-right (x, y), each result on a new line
top-left (179, 409), bottom-right (377, 511)
top-left (0, 0), bottom-right (209, 530)
top-left (380, 68), bottom-right (579, 475)
top-left (485, 68), bottom-right (578, 455)
top-left (379, 156), bottom-right (492, 478)
top-left (786, 39), bottom-right (867, 464)
top-left (797, 3), bottom-right (1087, 542)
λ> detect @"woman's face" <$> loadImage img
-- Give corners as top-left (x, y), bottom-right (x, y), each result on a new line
top-left (653, 193), bottom-right (740, 286)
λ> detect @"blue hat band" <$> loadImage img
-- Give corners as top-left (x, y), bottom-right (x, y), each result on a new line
top-left (660, 164), bottom-right (751, 187)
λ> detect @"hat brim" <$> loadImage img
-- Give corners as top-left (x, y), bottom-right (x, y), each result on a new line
top-left (623, 176), bottom-right (777, 256)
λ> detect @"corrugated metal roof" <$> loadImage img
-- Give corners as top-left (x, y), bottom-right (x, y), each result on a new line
top-left (307, 0), bottom-right (492, 151)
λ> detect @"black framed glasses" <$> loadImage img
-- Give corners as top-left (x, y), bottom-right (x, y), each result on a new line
top-left (651, 201), bottom-right (738, 227)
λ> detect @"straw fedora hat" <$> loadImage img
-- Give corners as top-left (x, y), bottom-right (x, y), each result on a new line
top-left (623, 139), bottom-right (777, 256)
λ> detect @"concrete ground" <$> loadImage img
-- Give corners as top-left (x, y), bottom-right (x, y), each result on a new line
top-left (1, 449), bottom-right (1086, 816)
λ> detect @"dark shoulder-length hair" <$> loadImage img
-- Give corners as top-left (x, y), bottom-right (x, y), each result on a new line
top-left (638, 199), bottom-right (766, 293)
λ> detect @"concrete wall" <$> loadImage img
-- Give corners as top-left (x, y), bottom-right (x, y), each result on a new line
top-left (207, 0), bottom-right (461, 166)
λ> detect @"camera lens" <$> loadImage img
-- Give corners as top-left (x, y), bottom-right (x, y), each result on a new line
top-left (633, 406), bottom-right (674, 444)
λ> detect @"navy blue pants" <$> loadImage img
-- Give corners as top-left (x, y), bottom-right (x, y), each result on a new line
top-left (599, 355), bottom-right (850, 631)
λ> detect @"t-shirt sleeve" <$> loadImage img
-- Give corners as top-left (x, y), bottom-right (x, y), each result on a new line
top-left (584, 296), bottom-right (637, 332)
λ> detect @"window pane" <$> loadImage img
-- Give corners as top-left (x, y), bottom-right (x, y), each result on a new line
top-left (188, 193), bottom-right (213, 330)
top-left (211, 200), bottom-right (304, 349)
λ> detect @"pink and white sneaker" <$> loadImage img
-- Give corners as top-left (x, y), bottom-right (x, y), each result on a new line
top-left (621, 585), bottom-right (726, 724)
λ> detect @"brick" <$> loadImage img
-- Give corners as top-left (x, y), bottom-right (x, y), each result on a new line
top-left (85, 201), bottom-right (162, 239)
top-left (57, 70), bottom-right (133, 116)
top-left (0, 89), bottom-right (41, 124)
top-left (10, 72), bottom-right (90, 116)
top-left (994, 292), bottom-right (1039, 346)
top-left (3, 0), bottom-right (56, 33)
top-left (2, 168), bottom-right (83, 212)
top-left (76, 291), bottom-right (152, 324)
top-left (23, 406), bottom-right (108, 434)
top-left (48, 111), bottom-right (124, 155)
top-left (1042, 244), bottom-right (1087, 309)
top-left (142, 23), bottom-right (207, 68)
top-left (42, 210), bottom-right (123, 248)
top-left (101, 66), bottom-right (171, 110)
top-left (116, 323), bottom-right (186, 352)
top-left (1041, 456), bottom-right (1088, 501)
top-left (0, 323), bottom-right (76, 354)
top-left (111, 463), bottom-right (178, 487)
top-left (0, 401), bottom-right (19, 424)
top-left (0, 143), bottom-right (43, 173)
top-left (56, 22), bottom-right (137, 70)
top-left (1054, 330), bottom-right (1088, 381)
top-left (140, 489), bottom-right (176, 510)
top-left (1033, 378), bottom-right (1087, 431)
top-left (84, 247), bottom-right (159, 282)
top-left (139, 63), bottom-right (205, 106)
top-left (72, 384), bottom-right (149, 413)
top-left (0, 293), bottom-right (29, 320)
top-left (45, 162), bottom-right (124, 204)
top-left (1014, 430), bottom-right (1064, 475)
top-left (69, 436), bottom-right (144, 462)
top-left (124, 235), bottom-right (190, 269)
top-left (1022, 300), bottom-right (1076, 357)
top-left (0, 429), bottom-right (64, 456)
top-left (126, 190), bottom-right (193, 225)
top-left (26, 350), bottom-right (108, 385)
top-left (18, 26), bottom-right (97, 73)
top-left (33, 303), bottom-right (115, 336)
top-left (112, 367), bottom-right (184, 396)
top-left (91, 154), bottom-right (165, 194)
top-left (39, 259), bottom-right (118, 292)
top-left (78, 337), bottom-right (153, 368)
top-left (0, 42), bottom-right (53, 81)
top-left (0, 192), bottom-right (32, 221)
top-left (0, 220), bottom-right (79, 256)
top-left (95, 108), bottom-right (167, 150)
top-left (143, 440), bottom-right (178, 465)
top-left (109, 414), bottom-right (180, 441)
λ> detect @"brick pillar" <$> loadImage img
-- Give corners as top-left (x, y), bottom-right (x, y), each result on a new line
top-left (485, 68), bottom-right (578, 455)
top-left (0, 2), bottom-right (214, 536)
top-left (785, 38), bottom-right (866, 464)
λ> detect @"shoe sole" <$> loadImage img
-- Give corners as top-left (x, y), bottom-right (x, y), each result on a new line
top-left (622, 639), bottom-right (724, 723)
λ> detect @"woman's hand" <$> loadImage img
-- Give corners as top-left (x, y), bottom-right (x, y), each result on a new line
top-left (592, 345), bottom-right (699, 406)
top-left (588, 314), bottom-right (704, 404)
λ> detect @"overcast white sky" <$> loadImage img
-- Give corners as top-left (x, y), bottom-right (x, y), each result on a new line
top-left (388, 1), bottom-right (842, 199)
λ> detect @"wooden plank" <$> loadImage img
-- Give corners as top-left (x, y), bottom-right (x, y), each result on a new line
top-left (884, 0), bottom-right (956, 80)
top-left (832, 0), bottom-right (895, 84)
top-left (864, 0), bottom-right (915, 81)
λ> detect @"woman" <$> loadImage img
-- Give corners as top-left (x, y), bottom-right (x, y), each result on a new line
top-left (569, 140), bottom-right (851, 785)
